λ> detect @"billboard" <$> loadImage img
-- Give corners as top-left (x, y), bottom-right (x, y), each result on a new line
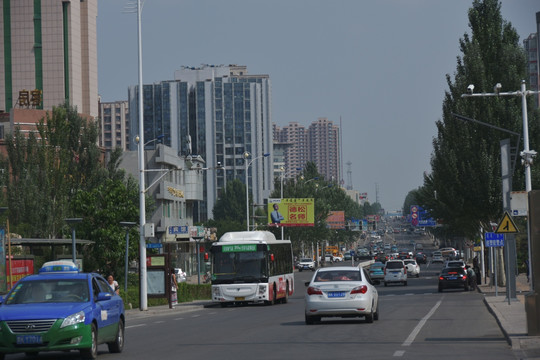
top-left (268, 198), bottom-right (314, 227)
top-left (327, 211), bottom-right (345, 229)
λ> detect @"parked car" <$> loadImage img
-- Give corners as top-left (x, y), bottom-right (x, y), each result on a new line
top-left (415, 253), bottom-right (427, 264)
top-left (0, 260), bottom-right (125, 359)
top-left (438, 267), bottom-right (469, 292)
top-left (384, 260), bottom-right (407, 286)
top-left (304, 266), bottom-right (379, 324)
top-left (368, 262), bottom-right (385, 284)
top-left (403, 259), bottom-right (420, 277)
top-left (297, 258), bottom-right (316, 272)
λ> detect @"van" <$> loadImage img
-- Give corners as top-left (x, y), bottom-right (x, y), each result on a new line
top-left (383, 260), bottom-right (407, 286)
top-left (415, 243), bottom-right (424, 251)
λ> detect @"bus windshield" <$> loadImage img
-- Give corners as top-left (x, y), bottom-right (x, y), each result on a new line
top-left (212, 250), bottom-right (268, 284)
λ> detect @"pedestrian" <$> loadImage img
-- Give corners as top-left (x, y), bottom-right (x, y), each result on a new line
top-left (107, 275), bottom-right (119, 295)
top-left (473, 255), bottom-right (481, 285)
top-left (170, 268), bottom-right (178, 308)
top-left (465, 265), bottom-right (477, 290)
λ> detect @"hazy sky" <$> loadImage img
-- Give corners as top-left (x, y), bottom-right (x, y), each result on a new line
top-left (97, 0), bottom-right (539, 212)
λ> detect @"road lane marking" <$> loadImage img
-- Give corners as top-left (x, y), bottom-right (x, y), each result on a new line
top-left (402, 299), bottom-right (442, 346)
top-left (126, 324), bottom-right (145, 329)
top-left (393, 350), bottom-right (405, 357)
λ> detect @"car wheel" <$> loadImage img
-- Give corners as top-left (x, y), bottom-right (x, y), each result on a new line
top-left (299, 268), bottom-right (303, 272)
top-left (305, 314), bottom-right (319, 325)
top-left (404, 281), bottom-right (407, 286)
top-left (464, 285), bottom-right (469, 291)
top-left (374, 302), bottom-right (379, 321)
top-left (384, 282), bottom-right (387, 287)
top-left (365, 307), bottom-right (374, 323)
top-left (80, 323), bottom-right (98, 360)
top-left (107, 318), bottom-right (124, 353)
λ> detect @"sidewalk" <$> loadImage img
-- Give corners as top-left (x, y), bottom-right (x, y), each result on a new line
top-left (478, 273), bottom-right (540, 357)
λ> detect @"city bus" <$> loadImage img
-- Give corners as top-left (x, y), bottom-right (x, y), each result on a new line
top-left (210, 231), bottom-right (294, 306)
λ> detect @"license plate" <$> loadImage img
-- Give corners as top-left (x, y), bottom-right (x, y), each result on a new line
top-left (328, 291), bottom-right (345, 298)
top-left (448, 277), bottom-right (457, 280)
top-left (16, 335), bottom-right (43, 345)
top-left (391, 271), bottom-right (400, 274)
top-left (234, 297), bottom-right (245, 301)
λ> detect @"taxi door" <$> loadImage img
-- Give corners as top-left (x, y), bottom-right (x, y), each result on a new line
top-left (91, 276), bottom-right (122, 341)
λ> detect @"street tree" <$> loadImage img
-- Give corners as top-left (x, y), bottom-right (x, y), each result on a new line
top-left (422, 0), bottom-right (539, 239)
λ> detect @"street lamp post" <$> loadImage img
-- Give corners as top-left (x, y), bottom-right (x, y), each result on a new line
top-left (462, 80), bottom-right (540, 291)
top-left (120, 221), bottom-right (137, 294)
top-left (243, 152), bottom-right (270, 231)
top-left (64, 218), bottom-right (83, 265)
top-left (0, 208), bottom-right (11, 290)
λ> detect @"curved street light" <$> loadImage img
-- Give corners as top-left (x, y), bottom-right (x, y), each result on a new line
top-left (244, 152), bottom-right (270, 231)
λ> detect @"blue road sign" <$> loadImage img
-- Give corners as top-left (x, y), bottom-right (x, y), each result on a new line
top-left (485, 232), bottom-right (504, 247)
top-left (146, 243), bottom-right (163, 249)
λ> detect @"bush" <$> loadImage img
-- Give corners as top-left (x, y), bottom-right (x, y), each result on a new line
top-left (120, 282), bottom-right (211, 309)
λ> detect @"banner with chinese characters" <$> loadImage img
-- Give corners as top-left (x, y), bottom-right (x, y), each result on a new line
top-left (268, 198), bottom-right (314, 227)
top-left (327, 211), bottom-right (345, 229)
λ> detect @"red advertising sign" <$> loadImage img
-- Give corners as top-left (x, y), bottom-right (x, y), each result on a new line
top-left (327, 211), bottom-right (345, 229)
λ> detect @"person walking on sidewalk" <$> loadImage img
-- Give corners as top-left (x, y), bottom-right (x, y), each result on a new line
top-left (170, 268), bottom-right (178, 308)
top-left (466, 265), bottom-right (477, 290)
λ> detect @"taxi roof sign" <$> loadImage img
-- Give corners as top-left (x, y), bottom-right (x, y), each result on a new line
top-left (495, 211), bottom-right (519, 234)
top-left (39, 260), bottom-right (79, 274)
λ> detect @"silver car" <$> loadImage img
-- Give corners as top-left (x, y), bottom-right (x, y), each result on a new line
top-left (304, 266), bottom-right (379, 324)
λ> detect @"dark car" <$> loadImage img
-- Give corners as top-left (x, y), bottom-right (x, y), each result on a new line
top-left (397, 252), bottom-right (410, 260)
top-left (438, 267), bottom-right (469, 292)
top-left (415, 253), bottom-right (427, 264)
top-left (373, 253), bottom-right (388, 264)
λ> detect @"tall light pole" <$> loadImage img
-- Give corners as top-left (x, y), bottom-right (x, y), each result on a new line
top-left (136, 0), bottom-right (147, 311)
top-left (244, 152), bottom-right (270, 231)
top-left (120, 221), bottom-right (137, 294)
top-left (462, 80), bottom-right (539, 291)
top-left (65, 218), bottom-right (83, 265)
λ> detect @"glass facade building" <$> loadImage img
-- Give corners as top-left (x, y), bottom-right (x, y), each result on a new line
top-left (128, 65), bottom-right (273, 222)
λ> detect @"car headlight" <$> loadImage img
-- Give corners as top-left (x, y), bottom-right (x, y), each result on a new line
top-left (258, 284), bottom-right (267, 295)
top-left (60, 311), bottom-right (85, 328)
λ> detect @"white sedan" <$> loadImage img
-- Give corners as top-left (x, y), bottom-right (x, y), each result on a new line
top-left (403, 259), bottom-right (420, 277)
top-left (304, 266), bottom-right (379, 324)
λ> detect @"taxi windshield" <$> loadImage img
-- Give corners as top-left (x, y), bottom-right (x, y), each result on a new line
top-left (5, 279), bottom-right (89, 305)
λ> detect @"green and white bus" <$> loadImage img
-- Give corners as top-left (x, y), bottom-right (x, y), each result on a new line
top-left (210, 231), bottom-right (294, 306)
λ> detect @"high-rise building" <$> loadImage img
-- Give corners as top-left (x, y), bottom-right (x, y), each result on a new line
top-left (128, 65), bottom-right (274, 222)
top-left (274, 118), bottom-right (340, 183)
top-left (524, 12), bottom-right (540, 108)
top-left (99, 101), bottom-right (130, 150)
top-left (0, 0), bottom-right (98, 118)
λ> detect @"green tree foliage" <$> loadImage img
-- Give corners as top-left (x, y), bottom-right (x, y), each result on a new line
top-left (421, 0), bottom-right (539, 238)
top-left (209, 179), bottom-right (247, 237)
top-left (0, 103), bottom-right (140, 277)
top-left (2, 103), bottom-right (102, 237)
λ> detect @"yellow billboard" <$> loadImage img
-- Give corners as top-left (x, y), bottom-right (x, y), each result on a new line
top-left (268, 198), bottom-right (314, 227)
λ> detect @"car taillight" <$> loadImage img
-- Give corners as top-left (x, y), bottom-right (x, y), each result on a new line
top-left (307, 286), bottom-right (323, 295)
top-left (351, 285), bottom-right (368, 294)
top-left (439, 276), bottom-right (444, 280)
top-left (463, 275), bottom-right (467, 280)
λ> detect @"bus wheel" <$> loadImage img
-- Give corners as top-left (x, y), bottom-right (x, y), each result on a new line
top-left (282, 283), bottom-right (289, 304)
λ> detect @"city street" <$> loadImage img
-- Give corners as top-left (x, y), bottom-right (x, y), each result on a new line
top-left (2, 260), bottom-right (519, 360)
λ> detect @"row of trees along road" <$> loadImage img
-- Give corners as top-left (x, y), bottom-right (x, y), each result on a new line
top-left (0, 102), bottom-right (141, 279)
top-left (403, 0), bottom-right (540, 272)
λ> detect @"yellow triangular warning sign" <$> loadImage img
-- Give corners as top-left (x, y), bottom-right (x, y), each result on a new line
top-left (495, 211), bottom-right (519, 234)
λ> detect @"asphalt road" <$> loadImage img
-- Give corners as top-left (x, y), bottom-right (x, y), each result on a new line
top-left (4, 260), bottom-right (518, 360)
